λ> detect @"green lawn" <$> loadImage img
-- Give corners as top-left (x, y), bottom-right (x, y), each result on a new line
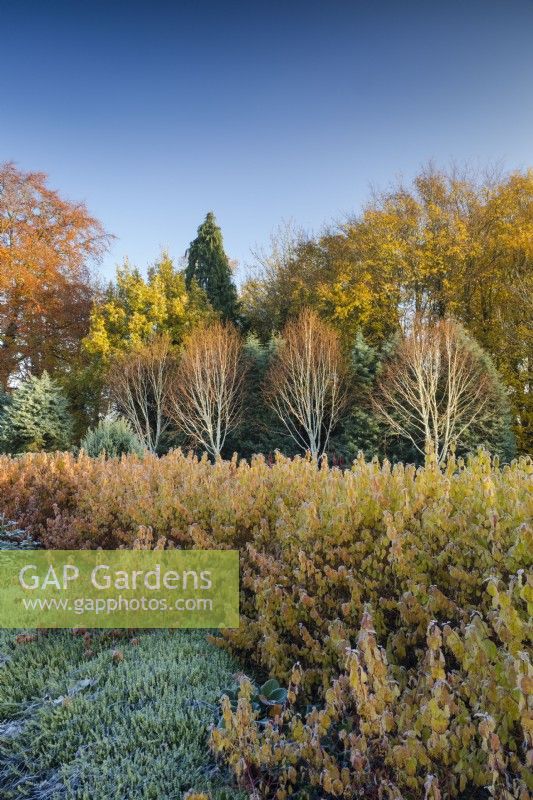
top-left (0, 629), bottom-right (244, 800)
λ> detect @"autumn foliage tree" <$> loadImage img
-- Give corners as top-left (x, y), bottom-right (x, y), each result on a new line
top-left (240, 222), bottom-right (327, 341)
top-left (79, 253), bottom-right (215, 437)
top-left (243, 166), bottom-right (533, 452)
top-left (84, 253), bottom-right (214, 363)
top-left (265, 309), bottom-right (347, 457)
top-left (0, 162), bottom-right (111, 388)
top-left (340, 167), bottom-right (533, 453)
top-left (166, 321), bottom-right (246, 458)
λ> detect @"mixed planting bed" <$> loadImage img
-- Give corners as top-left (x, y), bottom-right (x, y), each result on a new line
top-left (0, 450), bottom-right (531, 799)
top-left (0, 520), bottom-right (242, 799)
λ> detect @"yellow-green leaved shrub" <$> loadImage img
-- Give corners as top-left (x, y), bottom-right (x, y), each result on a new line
top-left (0, 449), bottom-right (531, 797)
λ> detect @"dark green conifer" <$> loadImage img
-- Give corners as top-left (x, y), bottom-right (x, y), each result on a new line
top-left (185, 212), bottom-right (239, 322)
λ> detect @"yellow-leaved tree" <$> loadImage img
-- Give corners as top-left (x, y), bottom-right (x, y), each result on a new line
top-left (332, 166), bottom-right (532, 452)
top-left (244, 166), bottom-right (532, 452)
top-left (75, 253), bottom-right (216, 438)
top-left (84, 252), bottom-right (215, 363)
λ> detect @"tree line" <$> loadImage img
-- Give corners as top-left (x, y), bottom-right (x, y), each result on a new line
top-left (0, 160), bottom-right (530, 460)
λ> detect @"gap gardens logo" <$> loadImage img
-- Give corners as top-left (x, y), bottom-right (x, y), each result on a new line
top-left (0, 550), bottom-right (239, 628)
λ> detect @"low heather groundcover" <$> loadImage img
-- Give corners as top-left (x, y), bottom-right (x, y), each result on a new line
top-left (0, 628), bottom-right (244, 800)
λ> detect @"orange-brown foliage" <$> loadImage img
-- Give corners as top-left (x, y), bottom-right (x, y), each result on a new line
top-left (0, 450), bottom-right (531, 798)
top-left (0, 161), bottom-right (111, 385)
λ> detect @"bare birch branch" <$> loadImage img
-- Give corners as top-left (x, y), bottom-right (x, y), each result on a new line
top-left (107, 335), bottom-right (174, 453)
top-left (166, 321), bottom-right (246, 459)
top-left (265, 309), bottom-right (348, 458)
top-left (374, 317), bottom-right (496, 462)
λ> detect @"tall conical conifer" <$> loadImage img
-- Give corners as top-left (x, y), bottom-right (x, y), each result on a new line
top-left (185, 212), bottom-right (239, 322)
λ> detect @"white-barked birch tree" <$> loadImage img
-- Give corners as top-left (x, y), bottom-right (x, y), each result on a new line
top-left (373, 317), bottom-right (504, 463)
top-left (265, 309), bottom-right (347, 458)
top-left (166, 321), bottom-right (246, 458)
top-left (107, 335), bottom-right (174, 453)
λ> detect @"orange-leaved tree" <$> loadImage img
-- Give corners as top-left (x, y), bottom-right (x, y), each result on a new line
top-left (0, 161), bottom-right (111, 388)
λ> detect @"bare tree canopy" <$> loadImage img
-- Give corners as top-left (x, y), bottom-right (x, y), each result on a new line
top-left (166, 321), bottom-right (246, 458)
top-left (265, 309), bottom-right (347, 458)
top-left (107, 335), bottom-right (174, 453)
top-left (374, 317), bottom-right (511, 463)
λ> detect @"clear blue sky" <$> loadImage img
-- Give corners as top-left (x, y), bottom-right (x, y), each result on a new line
top-left (1, 0), bottom-right (532, 282)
